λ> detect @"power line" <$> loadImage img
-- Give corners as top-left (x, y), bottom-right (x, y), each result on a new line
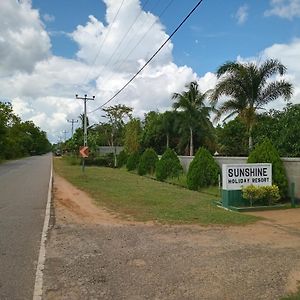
top-left (100, 0), bottom-right (175, 87)
top-left (81, 0), bottom-right (126, 87)
top-left (67, 118), bottom-right (79, 136)
top-left (87, 0), bottom-right (151, 94)
top-left (88, 0), bottom-right (205, 114)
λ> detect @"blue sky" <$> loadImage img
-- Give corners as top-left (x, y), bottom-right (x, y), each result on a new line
top-left (31, 0), bottom-right (300, 75)
top-left (1, 0), bottom-right (300, 142)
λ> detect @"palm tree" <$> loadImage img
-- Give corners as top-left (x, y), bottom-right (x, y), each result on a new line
top-left (172, 81), bottom-right (211, 156)
top-left (211, 59), bottom-right (293, 150)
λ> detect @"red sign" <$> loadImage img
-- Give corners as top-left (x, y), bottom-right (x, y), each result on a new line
top-left (79, 146), bottom-right (89, 158)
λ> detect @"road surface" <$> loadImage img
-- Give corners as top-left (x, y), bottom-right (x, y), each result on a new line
top-left (0, 154), bottom-right (52, 300)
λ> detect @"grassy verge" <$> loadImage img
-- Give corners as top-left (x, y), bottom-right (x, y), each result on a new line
top-left (54, 157), bottom-right (259, 225)
top-left (281, 287), bottom-right (300, 300)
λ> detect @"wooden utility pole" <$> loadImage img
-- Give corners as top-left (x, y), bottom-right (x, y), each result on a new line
top-left (76, 94), bottom-right (95, 172)
top-left (67, 119), bottom-right (79, 136)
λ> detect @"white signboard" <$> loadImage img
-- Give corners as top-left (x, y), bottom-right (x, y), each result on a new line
top-left (222, 163), bottom-right (272, 190)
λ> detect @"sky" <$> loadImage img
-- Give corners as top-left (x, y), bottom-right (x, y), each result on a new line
top-left (1, 0), bottom-right (300, 143)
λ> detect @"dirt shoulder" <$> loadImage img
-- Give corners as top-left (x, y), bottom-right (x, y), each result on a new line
top-left (43, 173), bottom-right (300, 300)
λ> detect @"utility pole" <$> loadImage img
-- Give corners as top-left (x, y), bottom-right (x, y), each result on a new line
top-left (67, 119), bottom-right (79, 136)
top-left (62, 130), bottom-right (68, 142)
top-left (76, 94), bottom-right (95, 171)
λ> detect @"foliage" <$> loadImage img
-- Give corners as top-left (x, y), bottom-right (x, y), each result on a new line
top-left (242, 185), bottom-right (280, 206)
top-left (138, 148), bottom-right (159, 176)
top-left (216, 118), bottom-right (248, 156)
top-left (124, 118), bottom-right (141, 154)
top-left (85, 153), bottom-right (114, 168)
top-left (172, 81), bottom-right (212, 156)
top-left (155, 148), bottom-right (183, 181)
top-left (248, 139), bottom-right (288, 198)
top-left (187, 147), bottom-right (220, 190)
top-left (102, 104), bottom-right (132, 167)
top-left (253, 104), bottom-right (300, 157)
top-left (54, 158), bottom-right (258, 225)
top-left (211, 59), bottom-right (293, 150)
top-left (0, 102), bottom-right (51, 159)
top-left (126, 152), bottom-right (140, 171)
top-left (242, 185), bottom-right (265, 206)
top-left (117, 150), bottom-right (128, 168)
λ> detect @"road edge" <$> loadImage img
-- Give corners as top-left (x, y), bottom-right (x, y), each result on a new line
top-left (33, 155), bottom-right (53, 300)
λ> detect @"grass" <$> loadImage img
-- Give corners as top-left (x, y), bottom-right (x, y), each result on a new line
top-left (281, 287), bottom-right (300, 300)
top-left (54, 157), bottom-right (259, 225)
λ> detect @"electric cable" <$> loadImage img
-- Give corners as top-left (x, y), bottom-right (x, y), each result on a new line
top-left (88, 0), bottom-right (204, 114)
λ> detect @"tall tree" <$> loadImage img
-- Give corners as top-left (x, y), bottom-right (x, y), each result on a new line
top-left (211, 59), bottom-right (293, 150)
top-left (124, 118), bottom-right (142, 154)
top-left (102, 104), bottom-right (132, 167)
top-left (172, 81), bottom-right (211, 156)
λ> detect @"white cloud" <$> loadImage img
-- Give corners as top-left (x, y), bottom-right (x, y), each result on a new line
top-left (265, 0), bottom-right (300, 19)
top-left (235, 4), bottom-right (249, 24)
top-left (0, 0), bottom-right (217, 143)
top-left (43, 13), bottom-right (55, 23)
top-left (262, 38), bottom-right (300, 104)
top-left (0, 0), bottom-right (51, 76)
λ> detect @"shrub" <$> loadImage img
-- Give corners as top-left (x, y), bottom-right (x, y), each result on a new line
top-left (138, 148), bottom-right (158, 176)
top-left (242, 185), bottom-right (265, 207)
top-left (63, 155), bottom-right (80, 166)
top-left (126, 152), bottom-right (140, 171)
top-left (85, 153), bottom-right (114, 167)
top-left (248, 138), bottom-right (288, 198)
top-left (261, 185), bottom-right (280, 205)
top-left (155, 148), bottom-right (183, 181)
top-left (242, 184), bottom-right (280, 206)
top-left (117, 150), bottom-right (128, 168)
top-left (187, 147), bottom-right (220, 190)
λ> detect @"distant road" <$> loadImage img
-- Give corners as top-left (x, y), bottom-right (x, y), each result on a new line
top-left (0, 154), bottom-right (52, 300)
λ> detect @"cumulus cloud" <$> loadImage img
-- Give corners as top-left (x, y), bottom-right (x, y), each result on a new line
top-left (0, 0), bottom-right (217, 143)
top-left (235, 4), bottom-right (249, 24)
top-left (265, 0), bottom-right (300, 19)
top-left (262, 38), bottom-right (300, 104)
top-left (0, 0), bottom-right (51, 76)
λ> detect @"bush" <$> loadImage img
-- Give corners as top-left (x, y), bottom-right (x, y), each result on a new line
top-left (187, 147), bottom-right (220, 190)
top-left (155, 148), bottom-right (183, 181)
top-left (63, 155), bottom-right (80, 166)
top-left (248, 138), bottom-right (288, 198)
top-left (126, 152), bottom-right (140, 171)
top-left (242, 184), bottom-right (280, 206)
top-left (85, 153), bottom-right (114, 167)
top-left (138, 148), bottom-right (158, 176)
top-left (242, 185), bottom-right (265, 207)
top-left (117, 150), bottom-right (128, 168)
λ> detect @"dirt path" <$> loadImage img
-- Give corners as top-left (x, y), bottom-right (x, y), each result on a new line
top-left (43, 174), bottom-right (300, 300)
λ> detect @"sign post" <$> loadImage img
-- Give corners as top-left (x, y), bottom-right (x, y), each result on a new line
top-left (222, 163), bottom-right (272, 208)
top-left (79, 146), bottom-right (89, 172)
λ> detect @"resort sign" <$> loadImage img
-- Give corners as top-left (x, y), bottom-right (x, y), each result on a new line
top-left (222, 163), bottom-right (272, 190)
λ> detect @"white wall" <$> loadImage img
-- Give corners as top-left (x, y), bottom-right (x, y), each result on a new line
top-left (178, 156), bottom-right (300, 199)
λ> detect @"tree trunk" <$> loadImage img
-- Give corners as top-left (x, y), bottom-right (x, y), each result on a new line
top-left (248, 124), bottom-right (253, 152)
top-left (166, 133), bottom-right (169, 149)
top-left (189, 127), bottom-right (193, 156)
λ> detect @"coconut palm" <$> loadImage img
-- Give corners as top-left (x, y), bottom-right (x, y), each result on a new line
top-left (172, 81), bottom-right (211, 156)
top-left (211, 59), bottom-right (293, 150)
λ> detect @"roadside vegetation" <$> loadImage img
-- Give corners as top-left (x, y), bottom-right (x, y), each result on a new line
top-left (54, 157), bottom-right (258, 225)
top-left (0, 102), bottom-right (51, 160)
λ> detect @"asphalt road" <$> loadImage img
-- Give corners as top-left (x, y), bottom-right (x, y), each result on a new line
top-left (0, 154), bottom-right (52, 300)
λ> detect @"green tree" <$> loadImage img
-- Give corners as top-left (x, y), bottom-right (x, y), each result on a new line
top-left (102, 104), bottom-right (132, 167)
top-left (124, 118), bottom-right (142, 154)
top-left (248, 138), bottom-right (288, 198)
top-left (172, 81), bottom-right (211, 156)
top-left (211, 59), bottom-right (293, 150)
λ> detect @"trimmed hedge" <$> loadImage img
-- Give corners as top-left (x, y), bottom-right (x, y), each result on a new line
top-left (187, 147), bottom-right (220, 190)
top-left (117, 150), bottom-right (128, 168)
top-left (138, 148), bottom-right (158, 176)
top-left (85, 153), bottom-right (114, 167)
top-left (248, 138), bottom-right (288, 198)
top-left (155, 148), bottom-right (183, 181)
top-left (126, 152), bottom-right (140, 171)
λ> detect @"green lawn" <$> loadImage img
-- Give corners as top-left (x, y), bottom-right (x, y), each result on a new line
top-left (54, 157), bottom-right (259, 225)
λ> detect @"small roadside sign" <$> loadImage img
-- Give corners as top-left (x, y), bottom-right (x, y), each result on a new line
top-left (79, 146), bottom-right (89, 158)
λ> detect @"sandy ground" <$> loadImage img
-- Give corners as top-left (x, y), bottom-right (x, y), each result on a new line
top-left (43, 174), bottom-right (300, 300)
